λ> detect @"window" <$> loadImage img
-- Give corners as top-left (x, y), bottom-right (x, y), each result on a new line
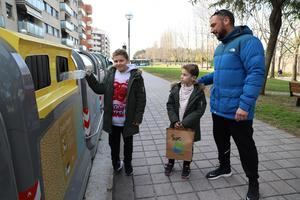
top-left (6, 3), bottom-right (13, 19)
top-left (54, 28), bottom-right (59, 37)
top-left (46, 4), bottom-right (51, 14)
top-left (47, 24), bottom-right (53, 35)
top-left (56, 56), bottom-right (69, 82)
top-left (25, 55), bottom-right (51, 90)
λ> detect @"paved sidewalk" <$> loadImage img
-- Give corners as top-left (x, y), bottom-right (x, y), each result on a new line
top-left (114, 72), bottom-right (300, 200)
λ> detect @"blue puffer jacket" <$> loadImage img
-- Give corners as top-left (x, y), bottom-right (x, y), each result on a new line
top-left (199, 26), bottom-right (265, 120)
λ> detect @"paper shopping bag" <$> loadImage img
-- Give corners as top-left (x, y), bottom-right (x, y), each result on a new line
top-left (166, 128), bottom-right (195, 161)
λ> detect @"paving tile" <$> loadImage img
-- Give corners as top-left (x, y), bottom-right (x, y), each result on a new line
top-left (157, 195), bottom-right (178, 200)
top-left (151, 172), bottom-right (170, 184)
top-left (216, 188), bottom-right (240, 200)
top-left (146, 157), bottom-right (163, 165)
top-left (153, 183), bottom-right (174, 196)
top-left (287, 167), bottom-right (300, 178)
top-left (284, 193), bottom-right (300, 200)
top-left (172, 181), bottom-right (194, 194)
top-left (143, 145), bottom-right (157, 151)
top-left (209, 177), bottom-right (230, 189)
top-left (197, 190), bottom-right (222, 200)
top-left (134, 174), bottom-right (153, 186)
top-left (134, 166), bottom-right (149, 176)
top-left (226, 174), bottom-right (247, 186)
top-left (259, 182), bottom-right (278, 198)
top-left (194, 160), bottom-right (214, 169)
top-left (233, 185), bottom-right (248, 198)
top-left (132, 158), bottom-right (147, 167)
top-left (269, 180), bottom-right (296, 195)
top-left (135, 185), bottom-right (155, 198)
top-left (273, 169), bottom-right (296, 180)
top-left (259, 170), bottom-right (281, 182)
top-left (177, 193), bottom-right (199, 200)
top-left (190, 178), bottom-right (213, 191)
top-left (149, 164), bottom-right (165, 174)
top-left (133, 152), bottom-right (146, 159)
top-left (286, 179), bottom-right (300, 192)
top-left (263, 196), bottom-right (286, 200)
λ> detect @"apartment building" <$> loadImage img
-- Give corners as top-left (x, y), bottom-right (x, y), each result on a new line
top-left (81, 3), bottom-right (91, 51)
top-left (0, 0), bottom-right (79, 48)
top-left (60, 0), bottom-right (79, 48)
top-left (90, 27), bottom-right (110, 57)
top-left (77, 0), bottom-right (87, 51)
top-left (0, 0), bottom-right (18, 30)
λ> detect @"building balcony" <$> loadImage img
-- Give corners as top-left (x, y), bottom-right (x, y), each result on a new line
top-left (86, 25), bottom-right (92, 31)
top-left (93, 35), bottom-right (101, 40)
top-left (18, 20), bottom-right (44, 38)
top-left (61, 38), bottom-right (74, 47)
top-left (86, 34), bottom-right (92, 40)
top-left (0, 15), bottom-right (5, 28)
top-left (87, 39), bottom-right (93, 45)
top-left (91, 47), bottom-right (101, 51)
top-left (83, 4), bottom-right (92, 15)
top-left (79, 20), bottom-right (86, 29)
top-left (79, 45), bottom-right (87, 51)
top-left (79, 33), bottom-right (87, 40)
top-left (16, 0), bottom-right (44, 12)
top-left (83, 16), bottom-right (92, 24)
top-left (61, 21), bottom-right (74, 32)
top-left (60, 3), bottom-right (73, 17)
top-left (79, 8), bottom-right (86, 16)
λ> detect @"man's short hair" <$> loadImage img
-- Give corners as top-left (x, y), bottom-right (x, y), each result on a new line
top-left (212, 9), bottom-right (235, 25)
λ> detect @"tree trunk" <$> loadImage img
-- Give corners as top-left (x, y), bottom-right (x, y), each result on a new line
top-left (292, 43), bottom-right (299, 81)
top-left (261, 3), bottom-right (283, 95)
top-left (270, 53), bottom-right (276, 78)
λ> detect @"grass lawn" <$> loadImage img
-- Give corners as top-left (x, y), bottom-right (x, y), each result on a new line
top-left (265, 78), bottom-right (289, 93)
top-left (143, 65), bottom-right (300, 136)
top-left (256, 95), bottom-right (300, 136)
top-left (143, 66), bottom-right (211, 82)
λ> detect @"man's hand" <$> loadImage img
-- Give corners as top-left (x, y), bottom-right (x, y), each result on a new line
top-left (174, 122), bottom-right (184, 129)
top-left (235, 108), bottom-right (248, 121)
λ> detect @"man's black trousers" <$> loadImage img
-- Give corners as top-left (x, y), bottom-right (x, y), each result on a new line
top-left (212, 113), bottom-right (259, 180)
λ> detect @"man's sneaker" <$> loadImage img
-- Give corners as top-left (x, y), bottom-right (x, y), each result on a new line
top-left (246, 181), bottom-right (259, 200)
top-left (206, 166), bottom-right (232, 180)
top-left (181, 165), bottom-right (191, 179)
top-left (164, 163), bottom-right (174, 176)
top-left (113, 160), bottom-right (123, 172)
top-left (125, 163), bottom-right (133, 176)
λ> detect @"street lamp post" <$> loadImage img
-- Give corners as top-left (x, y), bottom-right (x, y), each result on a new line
top-left (125, 13), bottom-right (133, 60)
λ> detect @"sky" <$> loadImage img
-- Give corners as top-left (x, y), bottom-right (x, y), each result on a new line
top-left (83, 0), bottom-right (210, 58)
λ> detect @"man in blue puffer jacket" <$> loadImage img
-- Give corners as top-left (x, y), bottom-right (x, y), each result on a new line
top-left (198, 10), bottom-right (265, 200)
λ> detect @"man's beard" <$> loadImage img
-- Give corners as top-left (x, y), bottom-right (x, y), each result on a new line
top-left (215, 28), bottom-right (227, 40)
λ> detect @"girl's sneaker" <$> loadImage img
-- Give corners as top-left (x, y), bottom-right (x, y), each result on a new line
top-left (164, 163), bottom-right (174, 176)
top-left (181, 165), bottom-right (191, 179)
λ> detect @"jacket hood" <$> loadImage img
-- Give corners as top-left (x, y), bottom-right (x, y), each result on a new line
top-left (221, 25), bottom-right (253, 43)
top-left (108, 63), bottom-right (138, 73)
top-left (127, 63), bottom-right (138, 71)
top-left (170, 82), bottom-right (204, 91)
